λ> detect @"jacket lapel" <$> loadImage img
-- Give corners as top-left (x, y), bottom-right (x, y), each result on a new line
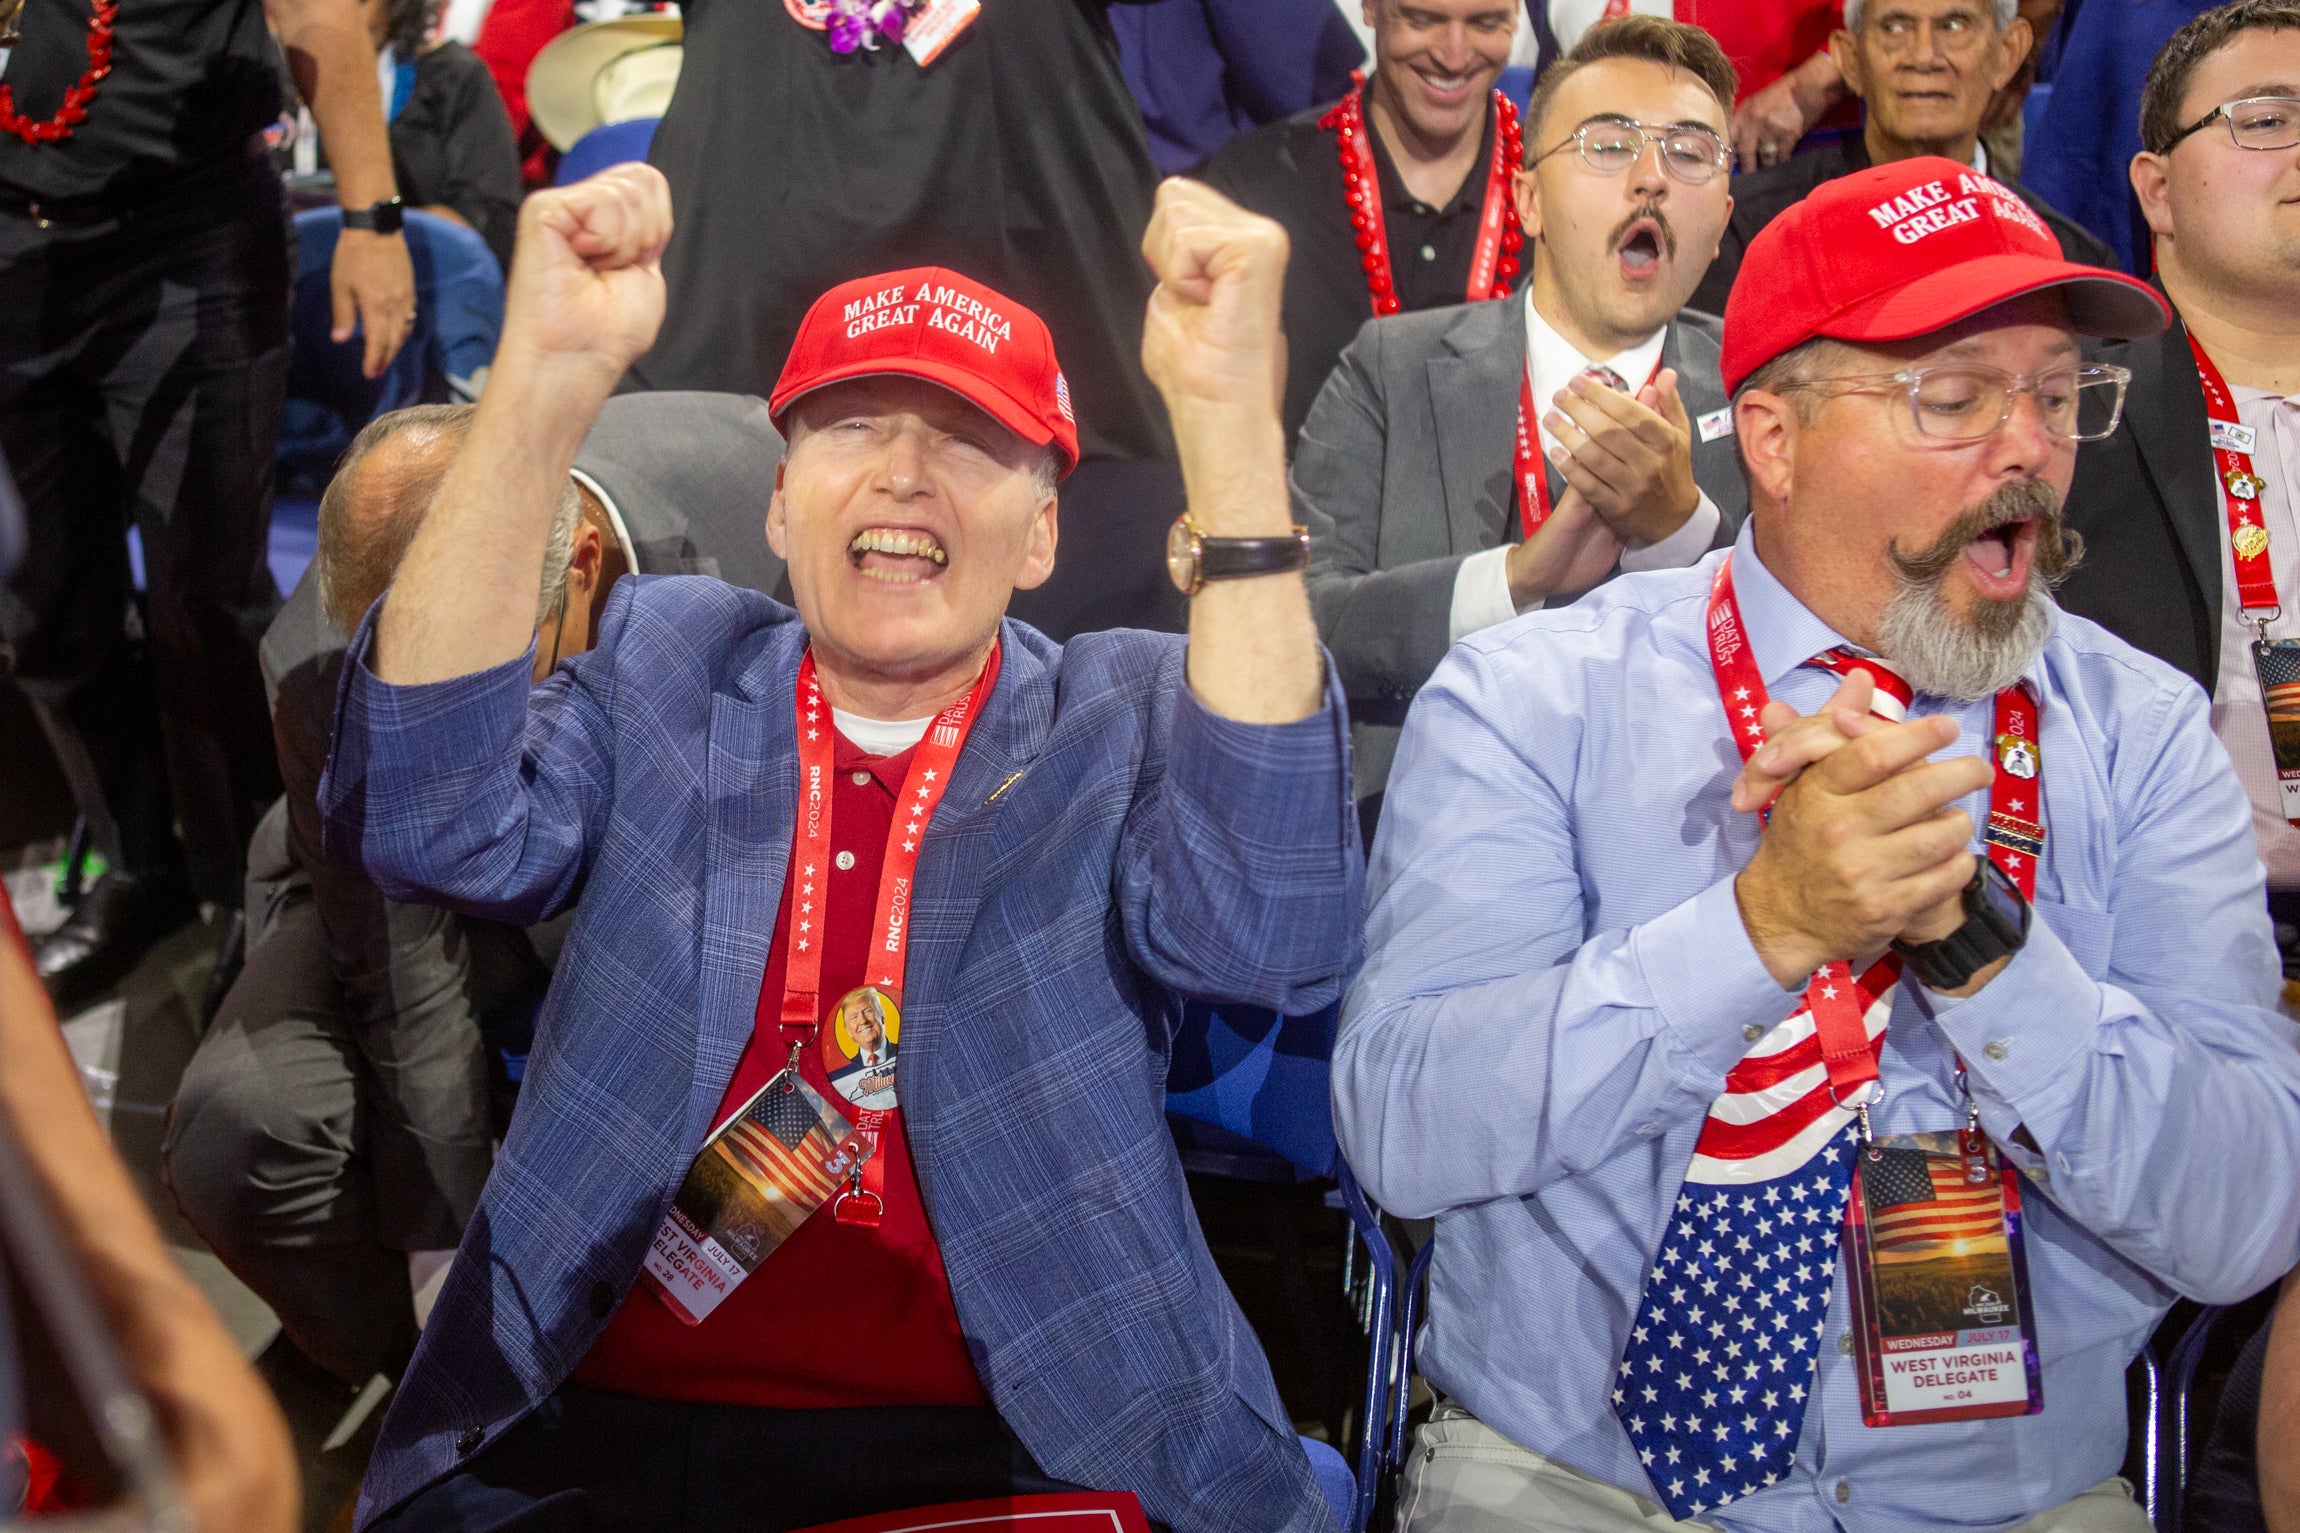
top-left (2125, 311), bottom-right (2224, 674)
top-left (689, 621), bottom-right (806, 1152)
top-left (881, 622), bottom-right (1056, 1206)
top-left (1428, 299), bottom-right (1529, 549)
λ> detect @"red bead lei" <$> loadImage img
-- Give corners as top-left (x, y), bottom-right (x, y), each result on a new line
top-left (0, 0), bottom-right (118, 145)
top-left (1319, 71), bottom-right (1524, 317)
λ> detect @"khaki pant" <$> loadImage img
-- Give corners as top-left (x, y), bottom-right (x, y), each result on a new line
top-left (1398, 1404), bottom-right (2153, 1533)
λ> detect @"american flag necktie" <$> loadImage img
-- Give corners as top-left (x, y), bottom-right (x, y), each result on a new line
top-left (1613, 653), bottom-right (1913, 1519)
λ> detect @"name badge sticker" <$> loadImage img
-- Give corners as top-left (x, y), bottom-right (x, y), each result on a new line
top-left (1697, 406), bottom-right (1735, 443)
top-left (2213, 418), bottom-right (2259, 455)
top-left (1841, 1129), bottom-right (2044, 1427)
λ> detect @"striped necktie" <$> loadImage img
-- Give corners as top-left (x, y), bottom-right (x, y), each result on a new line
top-left (1613, 653), bottom-right (1911, 1518)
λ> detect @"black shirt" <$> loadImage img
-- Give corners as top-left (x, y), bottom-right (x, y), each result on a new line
top-left (634, 0), bottom-right (1169, 462)
top-left (1197, 83), bottom-right (1513, 445)
top-left (391, 42), bottom-right (521, 271)
top-left (0, 0), bottom-right (280, 202)
top-left (1687, 134), bottom-right (2120, 317)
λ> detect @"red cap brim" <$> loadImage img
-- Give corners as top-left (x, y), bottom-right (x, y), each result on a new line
top-left (1820, 251), bottom-right (2169, 348)
top-left (769, 358), bottom-right (1077, 477)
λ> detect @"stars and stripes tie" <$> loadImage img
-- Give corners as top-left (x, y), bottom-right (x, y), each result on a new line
top-left (1613, 653), bottom-right (1912, 1519)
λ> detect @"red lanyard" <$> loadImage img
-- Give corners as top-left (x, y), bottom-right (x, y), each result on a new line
top-left (1513, 355), bottom-right (1662, 540)
top-left (2190, 336), bottom-right (2281, 623)
top-left (777, 645), bottom-right (999, 1221)
top-left (1321, 74), bottom-right (1523, 318)
top-left (1706, 557), bottom-right (2046, 1103)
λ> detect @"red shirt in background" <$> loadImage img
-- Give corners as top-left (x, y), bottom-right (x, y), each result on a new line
top-left (572, 731), bottom-right (987, 1409)
top-left (471, 0), bottom-right (573, 183)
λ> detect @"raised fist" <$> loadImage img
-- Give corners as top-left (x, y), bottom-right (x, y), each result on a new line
top-left (1139, 178), bottom-right (1290, 436)
top-left (500, 162), bottom-right (674, 386)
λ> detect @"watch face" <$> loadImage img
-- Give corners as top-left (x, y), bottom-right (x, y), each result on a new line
top-left (1165, 516), bottom-right (1199, 594)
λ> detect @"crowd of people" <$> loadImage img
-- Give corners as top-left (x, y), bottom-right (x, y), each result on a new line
top-left (10, 0), bottom-right (2300, 1530)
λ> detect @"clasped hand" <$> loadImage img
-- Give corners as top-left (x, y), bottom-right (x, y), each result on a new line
top-left (1506, 369), bottom-right (1700, 609)
top-left (1731, 671), bottom-right (1992, 989)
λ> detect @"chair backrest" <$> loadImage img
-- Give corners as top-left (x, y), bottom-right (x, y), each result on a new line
top-left (1165, 1000), bottom-right (1340, 1177)
top-left (555, 117), bottom-right (660, 186)
top-left (284, 208), bottom-right (506, 478)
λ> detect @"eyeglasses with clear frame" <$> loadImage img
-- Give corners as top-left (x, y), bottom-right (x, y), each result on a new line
top-left (1530, 116), bottom-right (1734, 185)
top-left (2164, 95), bottom-right (2300, 153)
top-left (1771, 362), bottom-right (2133, 443)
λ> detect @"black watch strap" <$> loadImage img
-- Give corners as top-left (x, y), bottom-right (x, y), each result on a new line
top-left (1890, 860), bottom-right (2030, 990)
top-left (343, 196), bottom-right (406, 235)
top-left (1197, 528), bottom-right (1309, 583)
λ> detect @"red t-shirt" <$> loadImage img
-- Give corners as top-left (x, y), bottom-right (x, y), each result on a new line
top-left (572, 732), bottom-right (988, 1409)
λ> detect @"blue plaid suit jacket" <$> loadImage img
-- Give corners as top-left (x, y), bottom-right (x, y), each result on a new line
top-left (320, 575), bottom-right (1362, 1532)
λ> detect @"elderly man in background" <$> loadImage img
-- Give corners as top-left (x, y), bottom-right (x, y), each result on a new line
top-left (323, 162), bottom-right (1359, 1531)
top-left (1197, 0), bottom-right (1525, 445)
top-left (1336, 153), bottom-right (2300, 1530)
top-left (1690, 0), bottom-right (2108, 314)
top-left (163, 391), bottom-right (786, 1403)
top-left (1300, 15), bottom-right (1746, 816)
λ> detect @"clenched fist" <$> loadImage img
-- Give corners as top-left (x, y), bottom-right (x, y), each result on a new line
top-left (1140, 178), bottom-right (1290, 448)
top-left (500, 163), bottom-right (675, 391)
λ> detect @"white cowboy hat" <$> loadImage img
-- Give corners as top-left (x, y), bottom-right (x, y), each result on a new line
top-left (527, 14), bottom-right (684, 151)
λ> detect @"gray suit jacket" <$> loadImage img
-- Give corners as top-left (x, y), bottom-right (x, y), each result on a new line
top-left (1296, 298), bottom-right (1746, 793)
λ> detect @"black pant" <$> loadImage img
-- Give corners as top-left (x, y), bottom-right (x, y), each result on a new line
top-left (370, 1389), bottom-right (1095, 1532)
top-left (0, 149), bottom-right (288, 903)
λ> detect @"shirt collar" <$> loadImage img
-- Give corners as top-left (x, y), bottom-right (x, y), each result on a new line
top-left (1726, 520), bottom-right (2055, 702)
top-left (1366, 80), bottom-right (1495, 216)
top-left (1522, 290), bottom-right (1666, 404)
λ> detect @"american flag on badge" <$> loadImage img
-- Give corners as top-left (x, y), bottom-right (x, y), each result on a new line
top-left (718, 1087), bottom-right (843, 1210)
top-left (1860, 1147), bottom-right (2003, 1256)
top-left (1613, 958), bottom-right (1897, 1519)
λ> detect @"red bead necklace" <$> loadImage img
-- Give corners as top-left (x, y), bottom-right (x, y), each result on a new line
top-left (1320, 71), bottom-right (1524, 317)
top-left (0, 0), bottom-right (118, 146)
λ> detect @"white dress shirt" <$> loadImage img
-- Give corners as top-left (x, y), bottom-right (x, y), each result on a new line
top-left (2211, 383), bottom-right (2300, 889)
top-left (1446, 297), bottom-right (1722, 642)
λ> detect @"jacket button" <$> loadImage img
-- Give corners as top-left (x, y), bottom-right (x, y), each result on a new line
top-left (455, 1427), bottom-right (485, 1458)
top-left (591, 1281), bottom-right (616, 1318)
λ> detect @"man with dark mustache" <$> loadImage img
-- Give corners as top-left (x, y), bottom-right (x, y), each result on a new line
top-left (1334, 154), bottom-right (2300, 1531)
top-left (1294, 16), bottom-right (1747, 811)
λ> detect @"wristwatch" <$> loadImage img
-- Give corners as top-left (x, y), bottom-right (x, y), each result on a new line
top-left (1891, 858), bottom-right (2030, 991)
top-left (342, 196), bottom-right (406, 236)
top-left (1165, 514), bottom-right (1310, 596)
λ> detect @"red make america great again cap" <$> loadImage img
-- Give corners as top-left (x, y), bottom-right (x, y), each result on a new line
top-left (1720, 156), bottom-right (2168, 395)
top-left (770, 267), bottom-right (1080, 476)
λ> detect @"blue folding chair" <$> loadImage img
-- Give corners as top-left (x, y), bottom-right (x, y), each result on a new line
top-left (1165, 999), bottom-right (1398, 1532)
top-left (281, 207), bottom-right (505, 485)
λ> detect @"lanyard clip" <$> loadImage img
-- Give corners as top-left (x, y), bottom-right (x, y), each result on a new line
top-left (781, 1039), bottom-right (803, 1091)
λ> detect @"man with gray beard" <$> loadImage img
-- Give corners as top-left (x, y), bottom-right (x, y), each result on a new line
top-left (1333, 155), bottom-right (2300, 1532)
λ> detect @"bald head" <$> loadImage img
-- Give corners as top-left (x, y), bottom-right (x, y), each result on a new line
top-left (317, 406), bottom-right (474, 633)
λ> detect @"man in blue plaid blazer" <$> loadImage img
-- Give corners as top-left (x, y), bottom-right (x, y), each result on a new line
top-left (320, 166), bottom-right (1360, 1531)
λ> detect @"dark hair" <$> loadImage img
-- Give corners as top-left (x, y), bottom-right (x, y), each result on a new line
top-left (384, 0), bottom-right (440, 57)
top-left (1523, 14), bottom-right (1739, 153)
top-left (2140, 0), bottom-right (2300, 154)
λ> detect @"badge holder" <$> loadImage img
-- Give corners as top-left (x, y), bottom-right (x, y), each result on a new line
top-left (2247, 609), bottom-right (2300, 825)
top-left (1840, 1077), bottom-right (2043, 1427)
top-left (639, 1064), bottom-right (872, 1326)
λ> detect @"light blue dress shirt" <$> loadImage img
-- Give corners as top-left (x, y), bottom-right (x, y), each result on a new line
top-left (1333, 523), bottom-right (2300, 1532)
